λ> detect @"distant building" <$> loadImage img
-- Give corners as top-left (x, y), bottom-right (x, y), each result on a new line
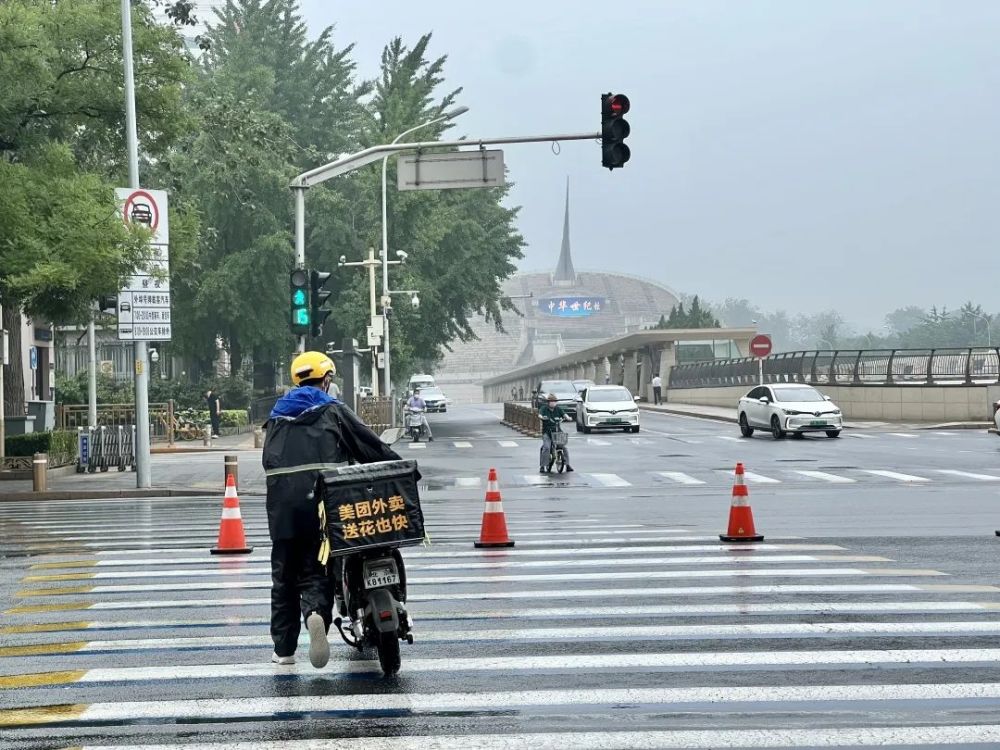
top-left (436, 180), bottom-right (680, 394)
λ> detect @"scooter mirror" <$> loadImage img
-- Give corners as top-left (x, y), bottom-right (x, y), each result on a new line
top-left (380, 427), bottom-right (406, 446)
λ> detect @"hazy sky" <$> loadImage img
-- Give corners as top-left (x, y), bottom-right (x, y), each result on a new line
top-left (299, 0), bottom-right (1000, 329)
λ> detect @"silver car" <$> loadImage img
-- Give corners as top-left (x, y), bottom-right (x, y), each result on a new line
top-left (738, 383), bottom-right (843, 439)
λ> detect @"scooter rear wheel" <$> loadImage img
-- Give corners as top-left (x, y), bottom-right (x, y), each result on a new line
top-left (377, 629), bottom-right (401, 676)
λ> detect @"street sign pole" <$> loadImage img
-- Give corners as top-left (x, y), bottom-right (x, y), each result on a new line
top-left (120, 0), bottom-right (151, 489)
top-left (87, 320), bottom-right (97, 427)
top-left (749, 334), bottom-right (773, 387)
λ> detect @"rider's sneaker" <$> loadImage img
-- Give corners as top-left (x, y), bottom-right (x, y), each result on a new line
top-left (306, 612), bottom-right (330, 669)
top-left (428, 436), bottom-right (434, 441)
top-left (539, 467), bottom-right (547, 474)
top-left (271, 652), bottom-right (295, 665)
top-left (566, 466), bottom-right (574, 472)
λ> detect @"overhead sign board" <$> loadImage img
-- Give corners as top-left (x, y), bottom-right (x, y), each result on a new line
top-left (397, 149), bottom-right (505, 191)
top-left (749, 334), bottom-right (773, 358)
top-left (116, 188), bottom-right (171, 341)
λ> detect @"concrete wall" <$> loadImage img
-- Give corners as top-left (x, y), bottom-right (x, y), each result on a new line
top-left (667, 383), bottom-right (1000, 423)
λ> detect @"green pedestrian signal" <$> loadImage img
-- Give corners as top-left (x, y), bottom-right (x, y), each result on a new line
top-left (289, 268), bottom-right (310, 335)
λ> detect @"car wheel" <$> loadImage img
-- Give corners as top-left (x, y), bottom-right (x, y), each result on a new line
top-left (792, 431), bottom-right (805, 439)
top-left (739, 413), bottom-right (754, 438)
top-left (630, 426), bottom-right (640, 434)
top-left (770, 415), bottom-right (786, 440)
top-left (583, 426), bottom-right (592, 435)
top-left (826, 430), bottom-right (841, 438)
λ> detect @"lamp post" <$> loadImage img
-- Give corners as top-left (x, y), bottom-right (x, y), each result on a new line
top-left (380, 106), bottom-right (469, 398)
top-left (339, 248), bottom-right (384, 398)
top-left (970, 312), bottom-right (993, 347)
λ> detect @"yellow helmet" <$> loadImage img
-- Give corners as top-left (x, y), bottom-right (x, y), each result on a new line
top-left (290, 351), bottom-right (335, 386)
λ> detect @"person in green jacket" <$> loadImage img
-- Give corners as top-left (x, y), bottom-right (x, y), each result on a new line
top-left (538, 393), bottom-right (573, 473)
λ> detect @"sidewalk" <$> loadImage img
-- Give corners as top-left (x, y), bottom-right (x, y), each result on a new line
top-left (640, 401), bottom-right (990, 431)
top-left (0, 434), bottom-right (263, 501)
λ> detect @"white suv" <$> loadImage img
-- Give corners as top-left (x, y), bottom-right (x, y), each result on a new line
top-left (738, 383), bottom-right (843, 439)
top-left (576, 385), bottom-right (640, 434)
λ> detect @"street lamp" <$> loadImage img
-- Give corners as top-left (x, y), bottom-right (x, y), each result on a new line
top-left (339, 248), bottom-right (388, 398)
top-left (970, 312), bottom-right (993, 347)
top-left (381, 105), bottom-right (469, 398)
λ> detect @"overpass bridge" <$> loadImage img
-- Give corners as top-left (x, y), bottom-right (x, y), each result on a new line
top-left (483, 336), bottom-right (1000, 423)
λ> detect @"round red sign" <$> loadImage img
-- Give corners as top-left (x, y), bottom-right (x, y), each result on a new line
top-left (749, 334), bottom-right (772, 358)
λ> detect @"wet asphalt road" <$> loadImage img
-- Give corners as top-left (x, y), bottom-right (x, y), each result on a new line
top-left (1, 405), bottom-right (1000, 749)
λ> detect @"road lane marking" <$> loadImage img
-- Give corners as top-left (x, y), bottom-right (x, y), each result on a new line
top-left (861, 470), bottom-right (931, 482)
top-left (24, 555), bottom-right (892, 582)
top-left (890, 432), bottom-right (919, 438)
top-left (934, 470), bottom-right (1000, 481)
top-left (12, 567), bottom-right (945, 597)
top-left (655, 471), bottom-right (705, 485)
top-left (7, 685), bottom-right (1000, 727)
top-left (453, 441), bottom-right (473, 448)
top-left (790, 470), bottom-right (856, 484)
top-left (715, 470), bottom-right (780, 484)
top-left (454, 477), bottom-right (482, 488)
top-left (498, 440), bottom-right (518, 447)
top-left (847, 433), bottom-right (877, 439)
top-left (9, 648), bottom-right (1000, 689)
top-left (715, 435), bottom-right (741, 442)
top-left (44, 727), bottom-right (1000, 749)
top-left (588, 473), bottom-right (631, 487)
top-left (585, 438), bottom-right (612, 446)
top-left (407, 442), bottom-right (426, 450)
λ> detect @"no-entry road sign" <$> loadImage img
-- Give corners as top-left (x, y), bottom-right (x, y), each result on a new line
top-left (749, 334), bottom-right (772, 358)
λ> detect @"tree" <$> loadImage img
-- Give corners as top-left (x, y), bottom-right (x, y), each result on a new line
top-left (885, 306), bottom-right (926, 336)
top-left (0, 0), bottom-right (190, 415)
top-left (312, 33), bottom-right (524, 384)
top-left (656, 295), bottom-right (719, 329)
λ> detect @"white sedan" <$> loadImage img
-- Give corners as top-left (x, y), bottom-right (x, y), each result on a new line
top-left (738, 383), bottom-right (843, 439)
top-left (576, 385), bottom-right (640, 434)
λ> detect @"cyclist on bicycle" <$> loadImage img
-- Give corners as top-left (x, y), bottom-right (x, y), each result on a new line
top-left (539, 393), bottom-right (573, 474)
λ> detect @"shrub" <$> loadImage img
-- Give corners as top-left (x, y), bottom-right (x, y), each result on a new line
top-left (5, 430), bottom-right (78, 459)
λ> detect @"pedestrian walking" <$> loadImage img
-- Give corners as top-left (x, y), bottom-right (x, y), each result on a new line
top-left (652, 374), bottom-right (663, 405)
top-left (205, 388), bottom-right (222, 438)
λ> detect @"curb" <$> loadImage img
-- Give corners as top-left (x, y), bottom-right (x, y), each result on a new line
top-left (0, 488), bottom-right (266, 502)
top-left (639, 405), bottom-right (737, 424)
top-left (151, 446), bottom-right (259, 454)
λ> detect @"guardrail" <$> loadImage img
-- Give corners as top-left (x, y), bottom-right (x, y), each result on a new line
top-left (57, 402), bottom-right (173, 440)
top-left (669, 347), bottom-right (1000, 389)
top-left (503, 401), bottom-right (541, 436)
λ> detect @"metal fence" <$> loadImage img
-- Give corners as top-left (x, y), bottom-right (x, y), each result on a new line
top-left (359, 397), bottom-right (395, 434)
top-left (669, 348), bottom-right (1000, 389)
top-left (57, 402), bottom-right (174, 440)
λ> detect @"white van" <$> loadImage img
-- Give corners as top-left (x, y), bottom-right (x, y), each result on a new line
top-left (408, 374), bottom-right (436, 391)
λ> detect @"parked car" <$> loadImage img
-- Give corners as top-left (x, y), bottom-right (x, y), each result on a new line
top-left (576, 385), bottom-right (640, 433)
top-left (420, 386), bottom-right (449, 413)
top-left (738, 383), bottom-right (843, 439)
top-left (572, 379), bottom-right (595, 393)
top-left (534, 380), bottom-right (580, 417)
top-left (357, 386), bottom-right (373, 399)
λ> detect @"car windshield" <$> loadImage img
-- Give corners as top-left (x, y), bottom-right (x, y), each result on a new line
top-left (589, 388), bottom-right (633, 402)
top-left (421, 388), bottom-right (443, 398)
top-left (541, 381), bottom-right (575, 395)
top-left (774, 387), bottom-right (825, 402)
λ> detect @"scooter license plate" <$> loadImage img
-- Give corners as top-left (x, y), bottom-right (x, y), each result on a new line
top-left (365, 566), bottom-right (399, 590)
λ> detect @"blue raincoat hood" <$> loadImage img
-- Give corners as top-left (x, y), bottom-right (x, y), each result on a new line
top-left (270, 386), bottom-right (339, 419)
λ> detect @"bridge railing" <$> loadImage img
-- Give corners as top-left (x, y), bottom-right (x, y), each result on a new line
top-left (669, 347), bottom-right (1000, 389)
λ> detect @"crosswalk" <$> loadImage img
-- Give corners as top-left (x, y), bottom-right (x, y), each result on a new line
top-left (2, 495), bottom-right (1000, 747)
top-left (429, 466), bottom-right (1000, 490)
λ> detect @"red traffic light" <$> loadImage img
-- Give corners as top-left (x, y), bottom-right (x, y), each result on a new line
top-left (610, 94), bottom-right (630, 115)
top-left (603, 93), bottom-right (630, 117)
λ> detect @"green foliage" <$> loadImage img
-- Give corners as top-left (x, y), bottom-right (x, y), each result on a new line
top-left (5, 430), bottom-right (78, 459)
top-left (55, 372), bottom-right (251, 410)
top-left (656, 296), bottom-right (720, 329)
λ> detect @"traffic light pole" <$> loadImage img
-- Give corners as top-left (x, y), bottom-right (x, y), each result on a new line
top-left (290, 130), bottom-right (600, 396)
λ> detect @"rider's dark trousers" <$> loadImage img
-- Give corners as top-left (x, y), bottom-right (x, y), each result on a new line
top-left (270, 533), bottom-right (331, 657)
top-left (540, 433), bottom-right (571, 469)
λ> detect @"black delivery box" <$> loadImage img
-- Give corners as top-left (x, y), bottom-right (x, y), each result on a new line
top-left (319, 460), bottom-right (425, 556)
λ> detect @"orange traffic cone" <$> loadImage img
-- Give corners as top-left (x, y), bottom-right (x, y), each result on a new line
top-left (210, 474), bottom-right (253, 555)
top-left (474, 468), bottom-right (515, 548)
top-left (720, 462), bottom-right (764, 543)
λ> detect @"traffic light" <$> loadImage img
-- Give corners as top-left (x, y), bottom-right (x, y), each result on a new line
top-left (601, 93), bottom-right (631, 169)
top-left (289, 268), bottom-right (310, 335)
top-left (310, 270), bottom-right (333, 338)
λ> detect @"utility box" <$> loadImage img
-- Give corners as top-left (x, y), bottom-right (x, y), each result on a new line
top-left (27, 401), bottom-right (55, 432)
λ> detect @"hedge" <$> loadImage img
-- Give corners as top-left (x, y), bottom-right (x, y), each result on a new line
top-left (187, 409), bottom-right (248, 427)
top-left (5, 430), bottom-right (78, 458)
